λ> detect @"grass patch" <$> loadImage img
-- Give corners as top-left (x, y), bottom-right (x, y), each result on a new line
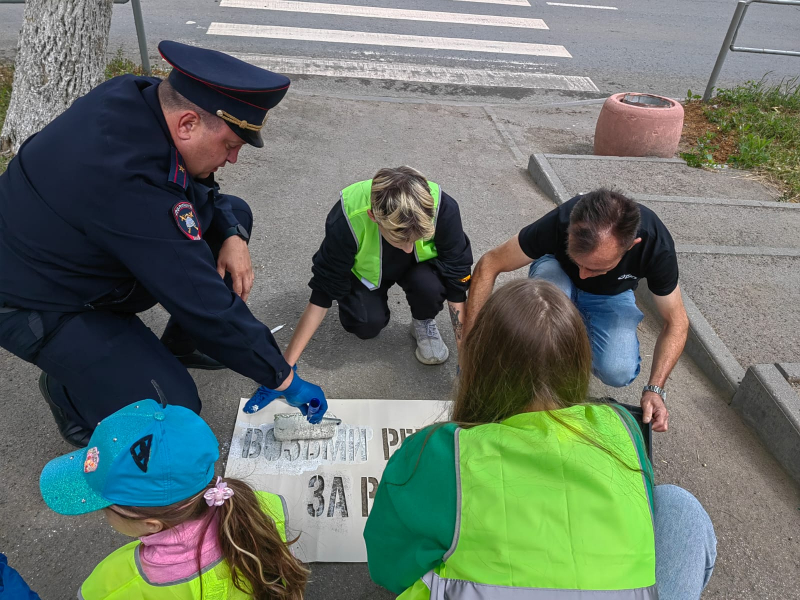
top-left (0, 63), bottom-right (13, 174)
top-left (680, 78), bottom-right (800, 202)
top-left (105, 47), bottom-right (170, 80)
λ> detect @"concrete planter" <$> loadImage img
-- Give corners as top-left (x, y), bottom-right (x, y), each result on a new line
top-left (594, 93), bottom-right (684, 158)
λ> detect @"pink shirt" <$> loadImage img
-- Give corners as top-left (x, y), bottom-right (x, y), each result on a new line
top-left (138, 513), bottom-right (223, 585)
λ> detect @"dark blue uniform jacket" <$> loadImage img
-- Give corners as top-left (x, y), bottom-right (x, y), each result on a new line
top-left (0, 75), bottom-right (290, 387)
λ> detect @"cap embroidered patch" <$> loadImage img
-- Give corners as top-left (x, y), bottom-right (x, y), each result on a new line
top-left (130, 434), bottom-right (154, 473)
top-left (84, 447), bottom-right (100, 473)
top-left (172, 202), bottom-right (202, 240)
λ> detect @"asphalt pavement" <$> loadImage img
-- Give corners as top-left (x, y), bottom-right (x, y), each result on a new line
top-left (1, 1), bottom-right (800, 598)
top-left (1, 90), bottom-right (800, 600)
top-left (1, 0), bottom-right (799, 101)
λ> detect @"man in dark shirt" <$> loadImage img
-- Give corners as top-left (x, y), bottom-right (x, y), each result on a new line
top-left (466, 189), bottom-right (688, 432)
top-left (280, 167), bottom-right (473, 369)
top-left (0, 41), bottom-right (326, 446)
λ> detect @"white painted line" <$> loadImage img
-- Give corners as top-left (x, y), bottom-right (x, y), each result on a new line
top-left (454, 0), bottom-right (531, 6)
top-left (546, 2), bottom-right (618, 9)
top-left (220, 0), bottom-right (548, 29)
top-left (208, 23), bottom-right (572, 57)
top-left (231, 52), bottom-right (598, 91)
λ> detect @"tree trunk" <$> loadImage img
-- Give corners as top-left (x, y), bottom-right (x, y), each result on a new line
top-left (0, 0), bottom-right (113, 154)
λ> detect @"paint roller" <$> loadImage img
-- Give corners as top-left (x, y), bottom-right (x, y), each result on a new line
top-left (273, 398), bottom-right (341, 442)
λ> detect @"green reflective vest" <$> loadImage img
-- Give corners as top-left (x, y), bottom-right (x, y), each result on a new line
top-left (341, 179), bottom-right (441, 290)
top-left (78, 491), bottom-right (288, 600)
top-left (400, 405), bottom-right (657, 600)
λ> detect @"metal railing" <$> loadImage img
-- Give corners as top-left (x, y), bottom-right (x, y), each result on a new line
top-left (0, 0), bottom-right (150, 75)
top-left (703, 0), bottom-right (800, 101)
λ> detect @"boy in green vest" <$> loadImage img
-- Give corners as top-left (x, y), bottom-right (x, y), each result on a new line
top-left (282, 166), bottom-right (473, 367)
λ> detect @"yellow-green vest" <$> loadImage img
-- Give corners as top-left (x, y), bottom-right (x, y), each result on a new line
top-left (78, 491), bottom-right (288, 600)
top-left (401, 405), bottom-right (657, 599)
top-left (341, 179), bottom-right (440, 290)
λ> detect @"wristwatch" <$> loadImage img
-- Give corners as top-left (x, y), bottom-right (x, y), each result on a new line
top-left (222, 223), bottom-right (250, 243)
top-left (642, 385), bottom-right (666, 402)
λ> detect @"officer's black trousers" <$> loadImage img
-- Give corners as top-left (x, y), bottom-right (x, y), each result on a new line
top-left (0, 195), bottom-right (253, 432)
top-left (338, 261), bottom-right (447, 340)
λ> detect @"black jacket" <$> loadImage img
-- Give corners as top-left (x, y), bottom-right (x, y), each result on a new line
top-left (309, 191), bottom-right (473, 307)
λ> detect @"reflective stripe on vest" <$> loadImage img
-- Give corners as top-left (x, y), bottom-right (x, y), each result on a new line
top-left (341, 179), bottom-right (441, 291)
top-left (78, 491), bottom-right (289, 599)
top-left (401, 405), bottom-right (656, 600)
top-left (419, 571), bottom-right (658, 599)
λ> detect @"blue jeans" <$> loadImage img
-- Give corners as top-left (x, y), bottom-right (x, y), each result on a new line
top-left (529, 255), bottom-right (643, 387)
top-left (654, 485), bottom-right (717, 599)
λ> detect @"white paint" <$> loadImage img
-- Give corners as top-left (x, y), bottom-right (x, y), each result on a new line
top-left (186, 20), bottom-right (196, 24)
top-left (546, 2), bottom-right (618, 9)
top-left (220, 0), bottom-right (548, 29)
top-left (231, 52), bottom-right (598, 91)
top-left (208, 23), bottom-right (573, 57)
top-left (226, 397), bottom-right (449, 562)
top-left (454, 0), bottom-right (531, 6)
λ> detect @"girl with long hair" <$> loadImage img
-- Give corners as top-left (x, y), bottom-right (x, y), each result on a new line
top-left (364, 279), bottom-right (716, 600)
top-left (39, 400), bottom-right (308, 600)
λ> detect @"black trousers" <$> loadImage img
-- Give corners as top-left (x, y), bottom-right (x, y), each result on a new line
top-left (339, 261), bottom-right (447, 340)
top-left (0, 196), bottom-right (252, 431)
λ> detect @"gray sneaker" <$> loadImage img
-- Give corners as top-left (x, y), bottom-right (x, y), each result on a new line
top-left (410, 318), bottom-right (450, 365)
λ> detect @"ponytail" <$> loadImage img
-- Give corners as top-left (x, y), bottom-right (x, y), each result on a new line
top-left (111, 477), bottom-right (309, 599)
top-left (216, 478), bottom-right (309, 599)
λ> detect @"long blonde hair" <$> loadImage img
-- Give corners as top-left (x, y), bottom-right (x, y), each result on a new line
top-left (109, 477), bottom-right (309, 599)
top-left (370, 166), bottom-right (436, 245)
top-left (455, 279), bottom-right (591, 423)
top-left (453, 279), bottom-right (648, 478)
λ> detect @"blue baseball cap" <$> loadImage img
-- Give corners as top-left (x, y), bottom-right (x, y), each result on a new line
top-left (40, 400), bottom-right (218, 516)
top-left (158, 40), bottom-right (291, 148)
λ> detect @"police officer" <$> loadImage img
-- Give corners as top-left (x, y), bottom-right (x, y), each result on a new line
top-left (0, 41), bottom-right (327, 447)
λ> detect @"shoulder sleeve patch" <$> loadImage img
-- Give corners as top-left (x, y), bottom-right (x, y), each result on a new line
top-left (172, 202), bottom-right (202, 240)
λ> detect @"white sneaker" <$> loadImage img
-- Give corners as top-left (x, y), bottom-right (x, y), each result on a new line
top-left (410, 318), bottom-right (449, 365)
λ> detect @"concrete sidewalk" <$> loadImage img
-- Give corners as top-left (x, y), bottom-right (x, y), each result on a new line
top-left (1, 91), bottom-right (799, 599)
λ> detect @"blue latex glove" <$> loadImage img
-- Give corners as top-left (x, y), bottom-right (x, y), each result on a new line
top-left (243, 365), bottom-right (296, 415)
top-left (243, 367), bottom-right (328, 424)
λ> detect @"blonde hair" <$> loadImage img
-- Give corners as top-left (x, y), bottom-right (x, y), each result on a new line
top-left (370, 166), bottom-right (436, 245)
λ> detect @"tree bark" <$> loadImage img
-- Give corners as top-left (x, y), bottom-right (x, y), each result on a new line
top-left (0, 0), bottom-right (113, 154)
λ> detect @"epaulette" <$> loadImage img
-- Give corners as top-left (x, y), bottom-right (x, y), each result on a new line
top-left (167, 147), bottom-right (188, 190)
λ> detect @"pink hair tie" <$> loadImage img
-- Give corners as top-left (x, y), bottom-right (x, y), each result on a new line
top-left (204, 477), bottom-right (235, 507)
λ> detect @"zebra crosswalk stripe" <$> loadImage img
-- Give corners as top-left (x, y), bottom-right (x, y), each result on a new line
top-left (207, 23), bottom-right (572, 57)
top-left (231, 53), bottom-right (599, 91)
top-left (220, 0), bottom-right (548, 29)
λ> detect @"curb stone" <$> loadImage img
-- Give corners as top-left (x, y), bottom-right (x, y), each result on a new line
top-left (731, 365), bottom-right (800, 485)
top-left (635, 289), bottom-right (745, 401)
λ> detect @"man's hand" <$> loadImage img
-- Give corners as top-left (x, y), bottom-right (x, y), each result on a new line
top-left (641, 391), bottom-right (669, 432)
top-left (217, 236), bottom-right (254, 302)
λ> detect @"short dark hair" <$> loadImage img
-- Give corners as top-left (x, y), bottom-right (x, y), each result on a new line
top-left (567, 189), bottom-right (641, 256)
top-left (157, 79), bottom-right (222, 129)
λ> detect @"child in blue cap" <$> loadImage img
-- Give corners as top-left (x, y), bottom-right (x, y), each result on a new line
top-left (39, 399), bottom-right (308, 599)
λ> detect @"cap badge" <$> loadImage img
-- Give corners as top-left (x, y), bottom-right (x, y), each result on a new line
top-left (130, 434), bottom-right (154, 473)
top-left (84, 447), bottom-right (100, 473)
top-left (172, 202), bottom-right (202, 241)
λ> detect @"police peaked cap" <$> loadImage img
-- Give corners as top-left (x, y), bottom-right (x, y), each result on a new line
top-left (158, 40), bottom-right (290, 148)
